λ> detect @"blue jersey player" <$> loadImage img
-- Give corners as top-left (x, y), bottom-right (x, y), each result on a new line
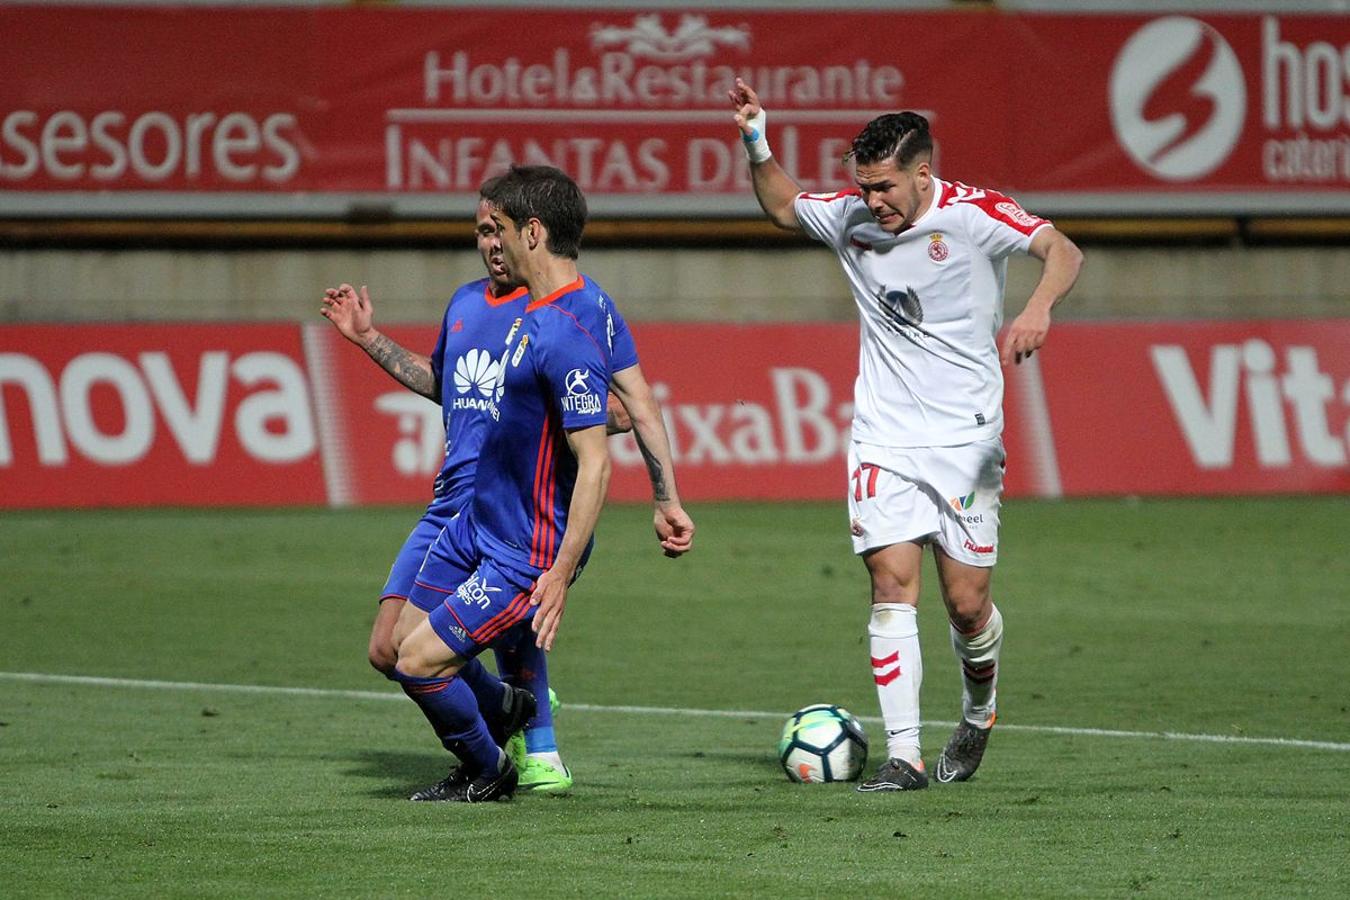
top-left (323, 171), bottom-right (692, 800)
top-left (384, 165), bottom-right (638, 802)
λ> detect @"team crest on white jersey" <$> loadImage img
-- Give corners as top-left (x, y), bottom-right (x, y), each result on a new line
top-left (928, 233), bottom-right (949, 262)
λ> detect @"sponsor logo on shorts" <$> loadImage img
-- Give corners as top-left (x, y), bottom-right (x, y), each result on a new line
top-left (447, 622), bottom-right (469, 642)
top-left (951, 491), bottom-right (984, 524)
top-left (850, 518), bottom-right (865, 537)
top-left (457, 572), bottom-right (501, 610)
top-left (964, 538), bottom-right (995, 555)
top-left (928, 232), bottom-right (949, 262)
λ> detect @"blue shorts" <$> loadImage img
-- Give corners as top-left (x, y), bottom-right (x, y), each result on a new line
top-left (379, 494), bottom-right (465, 610)
top-left (426, 558), bottom-right (541, 658)
top-left (410, 512), bottom-right (543, 658)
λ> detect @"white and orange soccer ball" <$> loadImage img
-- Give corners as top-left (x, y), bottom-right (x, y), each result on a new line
top-left (778, 704), bottom-right (868, 783)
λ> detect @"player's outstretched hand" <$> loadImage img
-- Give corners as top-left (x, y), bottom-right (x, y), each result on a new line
top-left (529, 568), bottom-right (569, 651)
top-left (1000, 305), bottom-right (1051, 366)
top-left (320, 283), bottom-right (375, 346)
top-left (729, 77), bottom-right (763, 136)
top-left (654, 504), bottom-right (695, 558)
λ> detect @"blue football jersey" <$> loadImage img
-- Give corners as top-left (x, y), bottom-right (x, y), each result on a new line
top-left (470, 276), bottom-right (617, 573)
top-left (598, 275), bottom-right (640, 374)
top-left (428, 279), bottom-right (529, 503)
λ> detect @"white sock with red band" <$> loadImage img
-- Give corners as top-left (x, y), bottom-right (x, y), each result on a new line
top-left (950, 603), bottom-right (1003, 727)
top-left (868, 602), bottom-right (923, 766)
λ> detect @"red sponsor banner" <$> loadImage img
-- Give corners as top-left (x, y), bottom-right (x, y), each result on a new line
top-left (1040, 320), bottom-right (1350, 496)
top-left (1, 6), bottom-right (1346, 215)
top-left (0, 324), bottom-right (325, 507)
top-left (1, 319), bottom-right (1346, 509)
top-left (309, 323), bottom-right (450, 507)
top-left (320, 321), bottom-right (1045, 506)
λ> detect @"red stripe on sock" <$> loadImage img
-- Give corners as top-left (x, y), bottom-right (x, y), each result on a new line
top-left (870, 651), bottom-right (899, 668)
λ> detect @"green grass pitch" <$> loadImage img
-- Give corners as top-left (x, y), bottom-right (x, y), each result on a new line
top-left (2, 498), bottom-right (1347, 897)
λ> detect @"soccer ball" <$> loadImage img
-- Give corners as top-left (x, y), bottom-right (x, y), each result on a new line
top-left (778, 704), bottom-right (868, 783)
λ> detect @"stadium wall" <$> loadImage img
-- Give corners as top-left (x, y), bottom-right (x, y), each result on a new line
top-left (3, 246), bottom-right (1348, 324)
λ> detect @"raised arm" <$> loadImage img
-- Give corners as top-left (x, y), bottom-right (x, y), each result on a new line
top-left (530, 423), bottom-right (612, 651)
top-left (729, 78), bottom-right (804, 231)
top-left (610, 364), bottom-right (695, 558)
top-left (320, 283), bottom-right (439, 401)
top-left (999, 228), bottom-right (1084, 366)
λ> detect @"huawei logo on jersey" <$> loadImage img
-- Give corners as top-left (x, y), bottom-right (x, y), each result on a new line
top-left (453, 349), bottom-right (502, 398)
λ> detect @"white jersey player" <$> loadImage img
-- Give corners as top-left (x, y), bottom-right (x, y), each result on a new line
top-left (731, 79), bottom-right (1083, 792)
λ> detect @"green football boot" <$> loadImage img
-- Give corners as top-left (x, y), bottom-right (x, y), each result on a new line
top-left (518, 755), bottom-right (574, 793)
top-left (504, 688), bottom-right (562, 772)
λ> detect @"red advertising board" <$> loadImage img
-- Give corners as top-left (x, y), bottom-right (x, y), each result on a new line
top-left (1040, 320), bottom-right (1350, 496)
top-left (1, 6), bottom-right (1346, 216)
top-left (0, 324), bottom-right (325, 507)
top-left (2, 319), bottom-right (1346, 509)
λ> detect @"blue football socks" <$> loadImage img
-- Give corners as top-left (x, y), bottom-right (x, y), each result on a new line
top-left (394, 668), bottom-right (502, 775)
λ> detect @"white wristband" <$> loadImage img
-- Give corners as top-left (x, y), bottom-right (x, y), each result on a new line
top-left (739, 109), bottom-right (772, 164)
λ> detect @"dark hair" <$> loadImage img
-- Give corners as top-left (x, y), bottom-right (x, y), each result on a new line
top-left (481, 165), bottom-right (587, 259)
top-left (477, 173), bottom-right (505, 200)
top-left (848, 112), bottom-right (933, 169)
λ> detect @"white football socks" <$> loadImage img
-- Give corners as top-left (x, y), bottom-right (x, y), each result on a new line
top-left (950, 603), bottom-right (1003, 727)
top-left (868, 602), bottom-right (923, 765)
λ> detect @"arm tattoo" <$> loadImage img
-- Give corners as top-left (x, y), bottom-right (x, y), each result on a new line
top-left (365, 333), bottom-right (437, 399)
top-left (634, 431), bottom-right (670, 502)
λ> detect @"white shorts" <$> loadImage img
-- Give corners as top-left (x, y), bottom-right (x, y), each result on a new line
top-left (846, 437), bottom-right (1005, 566)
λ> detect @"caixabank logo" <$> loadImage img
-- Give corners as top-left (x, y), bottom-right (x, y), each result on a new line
top-left (1109, 16), bottom-right (1246, 181)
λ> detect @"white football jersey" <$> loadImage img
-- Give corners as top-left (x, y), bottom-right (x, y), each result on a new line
top-left (795, 177), bottom-right (1051, 448)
